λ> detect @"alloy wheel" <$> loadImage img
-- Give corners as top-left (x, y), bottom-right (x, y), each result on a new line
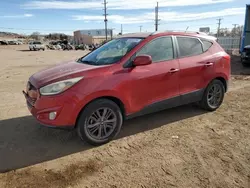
top-left (207, 84), bottom-right (223, 108)
top-left (86, 108), bottom-right (117, 140)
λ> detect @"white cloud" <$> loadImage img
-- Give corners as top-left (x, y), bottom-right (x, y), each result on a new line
top-left (72, 15), bottom-right (152, 24)
top-left (0, 14), bottom-right (34, 18)
top-left (157, 7), bottom-right (245, 22)
top-left (23, 14), bottom-right (33, 17)
top-left (22, 0), bottom-right (233, 10)
top-left (72, 7), bottom-right (245, 24)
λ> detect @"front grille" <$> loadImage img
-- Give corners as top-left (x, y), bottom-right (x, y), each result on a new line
top-left (27, 81), bottom-right (36, 91)
top-left (25, 81), bottom-right (38, 106)
top-left (26, 100), bottom-right (33, 109)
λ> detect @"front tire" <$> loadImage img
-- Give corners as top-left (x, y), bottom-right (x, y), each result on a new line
top-left (241, 58), bottom-right (249, 67)
top-left (77, 99), bottom-right (123, 145)
top-left (199, 79), bottom-right (225, 111)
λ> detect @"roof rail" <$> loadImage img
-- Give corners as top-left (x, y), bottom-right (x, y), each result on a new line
top-left (151, 30), bottom-right (208, 35)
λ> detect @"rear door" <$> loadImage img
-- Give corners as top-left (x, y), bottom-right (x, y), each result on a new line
top-left (175, 36), bottom-right (212, 104)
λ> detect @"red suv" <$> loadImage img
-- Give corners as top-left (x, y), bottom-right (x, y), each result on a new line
top-left (23, 31), bottom-right (231, 145)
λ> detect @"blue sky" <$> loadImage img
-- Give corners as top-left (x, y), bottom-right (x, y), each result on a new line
top-left (0, 0), bottom-right (248, 35)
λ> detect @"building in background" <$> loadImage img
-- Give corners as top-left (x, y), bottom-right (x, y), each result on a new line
top-left (74, 29), bottom-right (113, 45)
top-left (199, 27), bottom-right (210, 34)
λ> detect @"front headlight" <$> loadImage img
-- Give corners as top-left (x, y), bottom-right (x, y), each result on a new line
top-left (40, 77), bottom-right (83, 96)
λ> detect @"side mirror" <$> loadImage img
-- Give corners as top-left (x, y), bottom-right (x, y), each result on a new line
top-left (133, 55), bottom-right (152, 66)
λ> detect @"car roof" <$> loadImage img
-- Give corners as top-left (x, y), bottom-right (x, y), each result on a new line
top-left (117, 32), bottom-right (152, 38)
top-left (118, 31), bottom-right (217, 41)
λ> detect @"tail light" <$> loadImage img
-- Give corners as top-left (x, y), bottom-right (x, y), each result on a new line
top-left (223, 54), bottom-right (231, 61)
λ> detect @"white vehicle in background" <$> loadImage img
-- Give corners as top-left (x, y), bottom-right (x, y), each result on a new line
top-left (8, 40), bottom-right (20, 45)
top-left (29, 41), bottom-right (45, 51)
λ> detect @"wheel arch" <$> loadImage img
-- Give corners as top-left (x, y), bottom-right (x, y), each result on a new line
top-left (214, 77), bottom-right (228, 92)
top-left (75, 96), bottom-right (126, 128)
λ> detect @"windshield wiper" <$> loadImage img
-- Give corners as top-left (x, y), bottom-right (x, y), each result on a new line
top-left (77, 59), bottom-right (96, 65)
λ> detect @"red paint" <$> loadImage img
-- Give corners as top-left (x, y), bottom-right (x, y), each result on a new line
top-left (24, 32), bottom-right (230, 128)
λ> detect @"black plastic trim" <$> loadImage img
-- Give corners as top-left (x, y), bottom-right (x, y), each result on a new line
top-left (38, 122), bottom-right (75, 130)
top-left (126, 88), bottom-right (205, 119)
top-left (126, 95), bottom-right (181, 119)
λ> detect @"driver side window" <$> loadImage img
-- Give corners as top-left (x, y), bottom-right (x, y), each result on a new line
top-left (136, 37), bottom-right (174, 62)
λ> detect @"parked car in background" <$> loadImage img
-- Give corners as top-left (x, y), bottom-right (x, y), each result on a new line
top-left (88, 44), bottom-right (98, 51)
top-left (0, 40), bottom-right (8, 45)
top-left (23, 31), bottom-right (230, 145)
top-left (8, 40), bottom-right (20, 45)
top-left (241, 45), bottom-right (250, 66)
top-left (75, 44), bottom-right (86, 50)
top-left (16, 41), bottom-right (23, 45)
top-left (29, 41), bottom-right (45, 51)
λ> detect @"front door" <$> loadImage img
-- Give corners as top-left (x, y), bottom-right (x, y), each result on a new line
top-left (126, 36), bottom-right (180, 113)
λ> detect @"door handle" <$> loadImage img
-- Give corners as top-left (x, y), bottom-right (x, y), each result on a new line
top-left (169, 68), bottom-right (179, 73)
top-left (205, 62), bottom-right (213, 67)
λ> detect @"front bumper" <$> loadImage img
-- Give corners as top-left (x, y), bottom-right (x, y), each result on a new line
top-left (241, 56), bottom-right (250, 63)
top-left (23, 90), bottom-right (75, 129)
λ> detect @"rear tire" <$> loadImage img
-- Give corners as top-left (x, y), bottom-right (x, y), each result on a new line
top-left (77, 99), bottom-right (123, 146)
top-left (199, 79), bottom-right (225, 111)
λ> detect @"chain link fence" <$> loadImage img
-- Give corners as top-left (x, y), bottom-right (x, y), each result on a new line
top-left (217, 37), bottom-right (241, 54)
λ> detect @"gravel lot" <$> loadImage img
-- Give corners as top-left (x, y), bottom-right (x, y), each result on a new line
top-left (0, 45), bottom-right (249, 188)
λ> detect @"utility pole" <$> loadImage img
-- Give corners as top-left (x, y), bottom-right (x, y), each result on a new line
top-left (103, 0), bottom-right (108, 41)
top-left (217, 18), bottom-right (222, 37)
top-left (121, 24), bottom-right (123, 35)
top-left (155, 2), bottom-right (159, 31)
top-left (139, 25), bottom-right (142, 32)
top-left (232, 24), bottom-right (238, 36)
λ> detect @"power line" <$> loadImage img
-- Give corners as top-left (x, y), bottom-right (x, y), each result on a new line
top-left (103, 0), bottom-right (108, 41)
top-left (217, 18), bottom-right (223, 37)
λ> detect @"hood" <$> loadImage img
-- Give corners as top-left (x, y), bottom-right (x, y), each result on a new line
top-left (29, 60), bottom-right (102, 88)
top-left (244, 45), bottom-right (250, 49)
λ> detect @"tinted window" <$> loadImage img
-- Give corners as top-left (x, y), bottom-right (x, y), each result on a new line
top-left (177, 37), bottom-right (203, 57)
top-left (33, 42), bottom-right (41, 45)
top-left (201, 39), bottom-right (213, 51)
top-left (137, 37), bottom-right (173, 62)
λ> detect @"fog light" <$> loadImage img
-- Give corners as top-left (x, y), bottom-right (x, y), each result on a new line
top-left (49, 112), bottom-right (57, 120)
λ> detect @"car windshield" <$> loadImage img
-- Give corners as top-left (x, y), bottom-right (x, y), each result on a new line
top-left (77, 37), bottom-right (143, 66)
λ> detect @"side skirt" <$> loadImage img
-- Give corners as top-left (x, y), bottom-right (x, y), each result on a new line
top-left (126, 88), bottom-right (204, 120)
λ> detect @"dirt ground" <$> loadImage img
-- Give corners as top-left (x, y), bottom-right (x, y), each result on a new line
top-left (0, 45), bottom-right (249, 188)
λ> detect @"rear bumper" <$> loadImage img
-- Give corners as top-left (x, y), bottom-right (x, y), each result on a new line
top-left (23, 90), bottom-right (76, 129)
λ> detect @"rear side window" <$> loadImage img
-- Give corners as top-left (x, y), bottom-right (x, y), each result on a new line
top-left (137, 37), bottom-right (174, 62)
top-left (201, 39), bottom-right (213, 51)
top-left (177, 37), bottom-right (203, 57)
